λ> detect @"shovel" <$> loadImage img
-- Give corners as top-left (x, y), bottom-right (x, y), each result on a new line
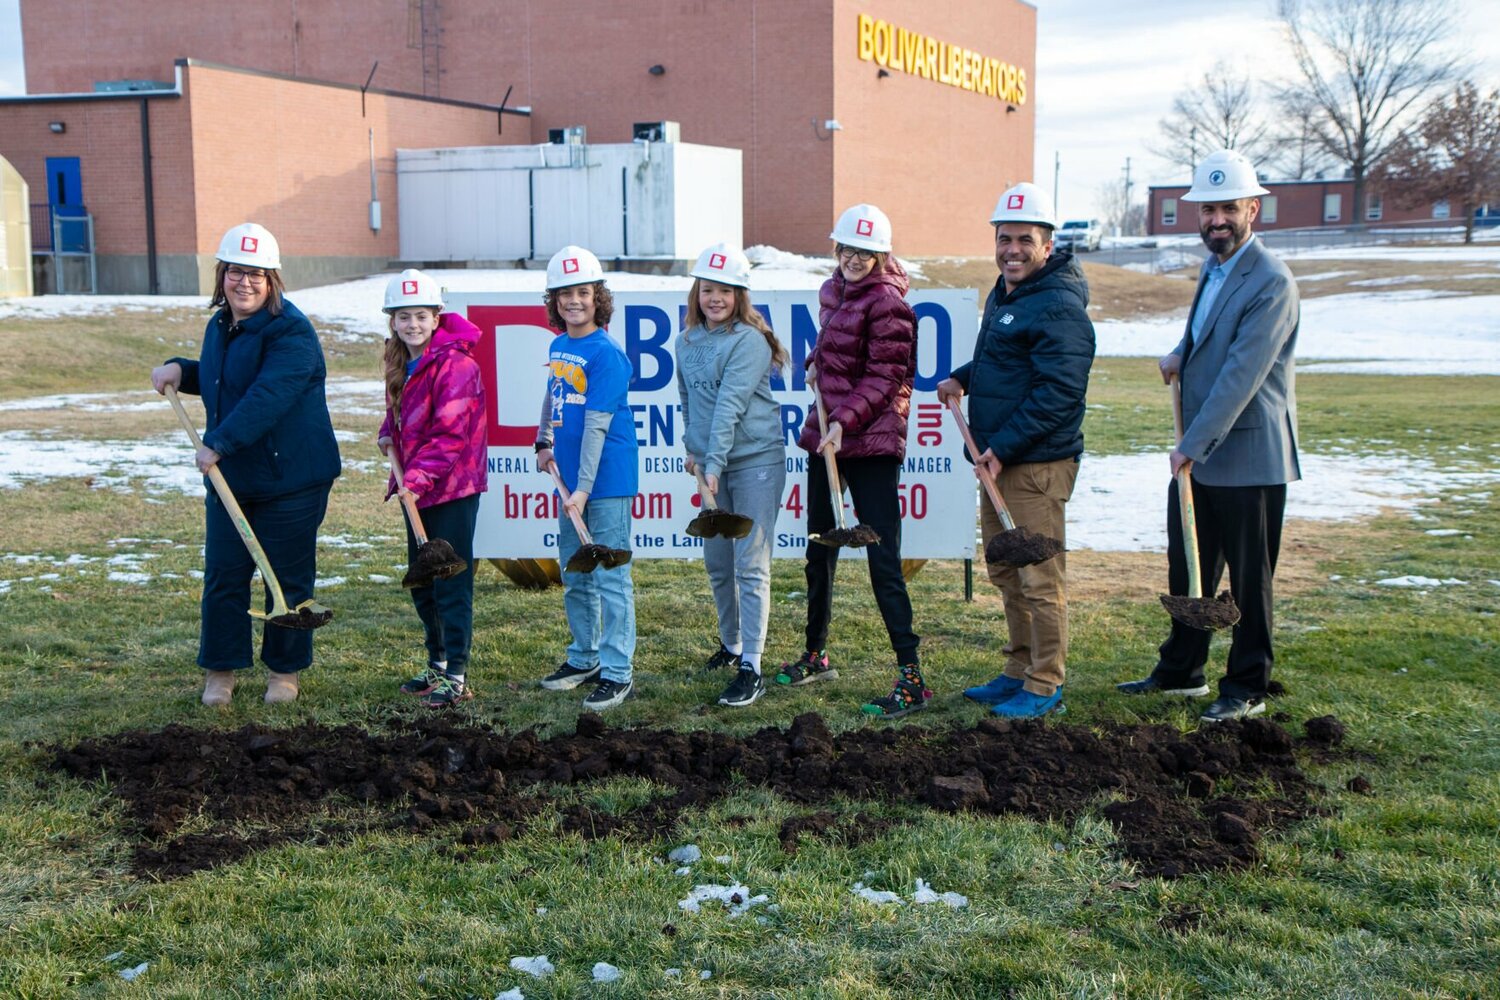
top-left (544, 464), bottom-right (633, 572)
top-left (807, 381), bottom-right (880, 548)
top-left (1159, 376), bottom-right (1240, 631)
top-left (945, 398), bottom-right (1063, 567)
top-left (165, 385), bottom-right (333, 630)
top-left (684, 467), bottom-right (753, 539)
top-left (388, 451), bottom-right (468, 589)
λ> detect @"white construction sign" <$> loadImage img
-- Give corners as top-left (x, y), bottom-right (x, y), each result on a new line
top-left (445, 289), bottom-right (978, 559)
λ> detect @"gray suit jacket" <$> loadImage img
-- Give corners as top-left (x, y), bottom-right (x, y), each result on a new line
top-left (1174, 236), bottom-right (1301, 487)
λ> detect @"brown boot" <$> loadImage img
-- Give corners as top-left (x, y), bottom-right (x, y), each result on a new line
top-left (264, 672), bottom-right (300, 704)
top-left (202, 670), bottom-right (236, 707)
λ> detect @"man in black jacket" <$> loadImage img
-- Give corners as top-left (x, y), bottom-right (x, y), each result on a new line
top-left (938, 182), bottom-right (1096, 719)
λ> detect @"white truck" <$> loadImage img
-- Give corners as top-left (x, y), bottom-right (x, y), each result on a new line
top-left (1055, 218), bottom-right (1102, 252)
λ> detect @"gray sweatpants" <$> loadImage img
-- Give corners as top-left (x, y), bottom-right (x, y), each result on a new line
top-left (704, 461), bottom-right (787, 661)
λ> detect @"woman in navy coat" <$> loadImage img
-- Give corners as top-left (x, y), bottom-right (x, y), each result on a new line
top-left (151, 223), bottom-right (341, 706)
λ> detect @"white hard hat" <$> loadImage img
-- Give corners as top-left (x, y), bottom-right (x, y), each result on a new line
top-left (546, 245), bottom-right (605, 290)
top-left (1182, 148), bottom-right (1269, 202)
top-left (216, 223), bottom-right (281, 269)
top-left (689, 242), bottom-right (751, 288)
top-left (383, 268), bottom-right (443, 312)
top-left (989, 183), bottom-right (1056, 229)
top-left (830, 203), bottom-right (893, 253)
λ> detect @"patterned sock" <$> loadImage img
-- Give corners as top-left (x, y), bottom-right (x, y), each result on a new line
top-left (898, 664), bottom-right (925, 702)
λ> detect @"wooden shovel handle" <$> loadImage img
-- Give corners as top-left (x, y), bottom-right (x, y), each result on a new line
top-left (693, 466), bottom-right (720, 511)
top-left (545, 463), bottom-right (594, 545)
top-left (811, 381), bottom-right (848, 531)
top-left (1168, 376), bottom-right (1203, 599)
top-left (165, 385), bottom-right (291, 617)
top-left (388, 451), bottom-right (431, 545)
top-left (945, 398), bottom-right (1018, 532)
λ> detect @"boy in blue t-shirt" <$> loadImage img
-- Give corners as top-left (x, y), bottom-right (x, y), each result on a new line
top-left (533, 246), bottom-right (639, 710)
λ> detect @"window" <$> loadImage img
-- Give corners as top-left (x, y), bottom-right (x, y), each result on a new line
top-left (1366, 193), bottom-right (1383, 221)
top-left (1261, 195), bottom-right (1278, 224)
top-left (1324, 193), bottom-right (1342, 222)
top-left (1433, 200), bottom-right (1450, 219)
top-left (1161, 198), bottom-right (1177, 227)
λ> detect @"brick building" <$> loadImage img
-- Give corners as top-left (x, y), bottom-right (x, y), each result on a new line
top-left (4, 0), bottom-right (1037, 292)
top-left (1147, 178), bottom-right (1459, 236)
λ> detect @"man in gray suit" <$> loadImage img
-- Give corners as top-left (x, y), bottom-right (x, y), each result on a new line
top-left (1118, 148), bottom-right (1300, 722)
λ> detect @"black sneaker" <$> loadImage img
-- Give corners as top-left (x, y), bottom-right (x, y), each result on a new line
top-left (540, 661), bottom-right (601, 691)
top-left (399, 663), bottom-right (445, 696)
top-left (860, 666), bottom-right (932, 720)
top-left (718, 666), bottom-right (765, 707)
top-left (704, 643), bottom-right (740, 671)
top-left (582, 678), bottom-right (633, 711)
top-left (419, 674), bottom-right (473, 708)
top-left (774, 650), bottom-right (837, 686)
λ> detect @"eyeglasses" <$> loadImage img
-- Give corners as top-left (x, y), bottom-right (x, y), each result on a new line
top-left (225, 267), bottom-right (268, 287)
top-left (837, 245), bottom-right (875, 262)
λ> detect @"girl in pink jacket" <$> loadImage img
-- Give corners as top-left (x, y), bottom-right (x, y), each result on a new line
top-left (376, 269), bottom-right (489, 707)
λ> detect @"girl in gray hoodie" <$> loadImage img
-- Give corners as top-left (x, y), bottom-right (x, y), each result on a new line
top-left (676, 243), bottom-right (789, 708)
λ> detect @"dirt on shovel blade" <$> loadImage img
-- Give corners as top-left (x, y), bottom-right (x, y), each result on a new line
top-left (1161, 590), bottom-right (1242, 631)
top-left (49, 711), bottom-right (1335, 881)
top-left (985, 527), bottom-right (1063, 567)
top-left (810, 525), bottom-right (881, 548)
top-left (402, 540), bottom-right (467, 589)
top-left (268, 605), bottom-right (333, 630)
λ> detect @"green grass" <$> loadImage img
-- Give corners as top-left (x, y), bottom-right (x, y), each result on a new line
top-left (0, 309), bottom-right (1498, 998)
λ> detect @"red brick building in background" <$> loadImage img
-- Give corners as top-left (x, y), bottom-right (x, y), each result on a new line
top-left (1147, 179), bottom-right (1457, 236)
top-left (3, 0), bottom-right (1036, 292)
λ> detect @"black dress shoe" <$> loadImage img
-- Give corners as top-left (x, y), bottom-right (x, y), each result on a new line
top-left (1200, 695), bottom-right (1266, 723)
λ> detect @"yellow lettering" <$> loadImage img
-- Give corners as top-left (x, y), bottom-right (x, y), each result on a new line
top-left (858, 13), bottom-right (873, 62)
top-left (924, 36), bottom-right (938, 80)
top-left (1016, 67), bottom-right (1027, 105)
top-left (874, 19), bottom-right (890, 65)
top-left (856, 14), bottom-right (1024, 103)
top-left (979, 58), bottom-right (993, 97)
top-left (1006, 65), bottom-right (1019, 103)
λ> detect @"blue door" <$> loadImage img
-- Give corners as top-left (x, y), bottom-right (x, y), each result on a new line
top-left (45, 156), bottom-right (88, 252)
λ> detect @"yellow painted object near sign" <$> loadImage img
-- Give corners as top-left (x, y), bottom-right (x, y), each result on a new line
top-left (856, 13), bottom-right (1027, 105)
top-left (0, 155), bottom-right (35, 299)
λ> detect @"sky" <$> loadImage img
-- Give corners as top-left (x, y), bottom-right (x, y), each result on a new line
top-left (1, 0), bottom-right (1497, 220)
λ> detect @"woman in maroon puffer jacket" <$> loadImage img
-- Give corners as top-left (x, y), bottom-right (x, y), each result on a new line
top-left (773, 204), bottom-right (926, 719)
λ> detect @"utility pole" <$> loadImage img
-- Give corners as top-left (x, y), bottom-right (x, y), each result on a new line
top-left (1122, 157), bottom-right (1134, 236)
top-left (1052, 151), bottom-right (1060, 216)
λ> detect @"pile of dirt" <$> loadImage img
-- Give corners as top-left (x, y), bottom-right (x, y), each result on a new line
top-left (50, 712), bottom-right (1343, 880)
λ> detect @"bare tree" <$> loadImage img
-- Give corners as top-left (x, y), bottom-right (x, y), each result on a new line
top-left (1373, 81), bottom-right (1500, 242)
top-left (1095, 180), bottom-right (1145, 236)
top-left (1276, 0), bottom-right (1460, 225)
top-left (1154, 61), bottom-right (1273, 175)
top-left (1266, 90), bottom-right (1336, 180)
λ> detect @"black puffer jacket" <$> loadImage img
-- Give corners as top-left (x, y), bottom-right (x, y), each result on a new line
top-left (951, 252), bottom-right (1095, 464)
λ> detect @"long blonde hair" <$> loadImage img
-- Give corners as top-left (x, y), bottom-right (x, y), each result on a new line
top-left (685, 280), bottom-right (790, 373)
top-left (382, 310), bottom-right (437, 428)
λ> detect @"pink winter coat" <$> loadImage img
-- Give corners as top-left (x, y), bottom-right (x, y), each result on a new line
top-left (797, 257), bottom-right (918, 460)
top-left (380, 312), bottom-right (489, 508)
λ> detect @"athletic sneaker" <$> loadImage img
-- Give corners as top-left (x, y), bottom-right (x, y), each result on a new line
top-left (1115, 675), bottom-right (1211, 697)
top-left (718, 666), bottom-right (765, 708)
top-left (582, 678), bottom-right (633, 711)
top-left (1199, 696), bottom-right (1266, 723)
top-left (774, 650), bottom-right (837, 686)
top-left (399, 663), bottom-right (446, 697)
top-left (419, 675), bottom-right (473, 708)
top-left (540, 661), bottom-right (601, 691)
top-left (703, 643), bottom-right (740, 671)
top-left (963, 673), bottom-right (1024, 705)
top-left (860, 666), bottom-right (932, 719)
top-left (991, 687), bottom-right (1065, 719)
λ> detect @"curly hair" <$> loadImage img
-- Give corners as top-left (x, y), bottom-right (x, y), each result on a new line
top-left (544, 281), bottom-right (613, 331)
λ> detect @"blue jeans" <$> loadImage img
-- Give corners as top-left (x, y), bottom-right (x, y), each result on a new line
top-left (407, 493), bottom-right (480, 674)
top-left (558, 496), bottom-right (635, 683)
top-left (199, 482), bottom-right (331, 673)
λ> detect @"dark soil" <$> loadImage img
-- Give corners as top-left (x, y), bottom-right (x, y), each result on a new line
top-left (268, 604), bottom-right (334, 630)
top-left (565, 542), bottom-right (632, 572)
top-left (985, 526), bottom-right (1064, 567)
top-left (49, 712), bottom-right (1339, 881)
top-left (1160, 590), bottom-right (1242, 631)
top-left (810, 524), bottom-right (882, 548)
top-left (402, 538), bottom-right (467, 590)
top-left (685, 510), bottom-right (754, 540)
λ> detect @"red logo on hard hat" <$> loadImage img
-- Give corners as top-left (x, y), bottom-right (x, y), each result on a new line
top-left (402, 280), bottom-right (418, 295)
top-left (709, 253), bottom-right (726, 269)
top-left (240, 236), bottom-right (258, 252)
top-left (563, 258), bottom-right (580, 274)
top-left (856, 219), bottom-right (874, 236)
top-left (1007, 195), bottom-right (1025, 209)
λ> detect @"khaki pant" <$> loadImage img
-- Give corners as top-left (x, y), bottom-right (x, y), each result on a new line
top-left (979, 457), bottom-right (1079, 696)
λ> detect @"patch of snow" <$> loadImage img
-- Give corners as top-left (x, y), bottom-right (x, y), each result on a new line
top-left (107, 571), bottom-right (152, 584)
top-left (852, 882), bottom-right (903, 905)
top-left (1424, 529), bottom-right (1464, 536)
top-left (592, 962), bottom-right (622, 983)
top-left (508, 956), bottom-right (554, 978)
top-left (714, 854), bottom-right (731, 863)
top-left (1281, 243), bottom-right (1500, 263)
top-left (1348, 275), bottom-right (1424, 287)
top-left (315, 576), bottom-right (347, 587)
top-left (667, 844), bottom-right (701, 864)
top-left (665, 968), bottom-right (681, 978)
top-left (104, 951), bottom-right (125, 962)
top-left (367, 574), bottom-right (394, 583)
top-left (677, 883), bottom-right (768, 916)
top-left (318, 533), bottom-right (374, 549)
top-left (910, 879), bottom-right (969, 908)
top-left (1295, 271), bottom-right (1360, 282)
top-left (119, 962), bottom-right (150, 981)
top-left (1376, 576), bottom-right (1465, 587)
top-left (495, 990), bottom-right (525, 1000)
top-left (700, 970), bottom-right (713, 980)
top-left (674, 866), bottom-right (692, 876)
